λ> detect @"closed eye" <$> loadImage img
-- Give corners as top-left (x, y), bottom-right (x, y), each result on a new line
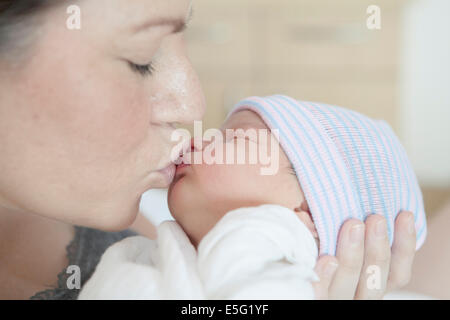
top-left (128, 61), bottom-right (155, 77)
top-left (222, 129), bottom-right (258, 143)
top-left (231, 135), bottom-right (258, 144)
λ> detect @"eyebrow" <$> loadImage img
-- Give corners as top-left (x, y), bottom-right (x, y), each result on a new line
top-left (132, 6), bottom-right (194, 34)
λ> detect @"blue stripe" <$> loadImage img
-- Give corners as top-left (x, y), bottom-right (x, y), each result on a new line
top-left (399, 135), bottom-right (421, 222)
top-left (385, 123), bottom-right (423, 235)
top-left (318, 105), bottom-right (376, 219)
top-left (273, 96), bottom-right (349, 229)
top-left (364, 120), bottom-right (407, 245)
top-left (336, 108), bottom-right (394, 242)
top-left (309, 103), bottom-right (365, 221)
top-left (388, 124), bottom-right (414, 213)
top-left (416, 222), bottom-right (425, 243)
top-left (373, 121), bottom-right (414, 243)
top-left (268, 96), bottom-right (342, 254)
top-left (381, 123), bottom-right (415, 224)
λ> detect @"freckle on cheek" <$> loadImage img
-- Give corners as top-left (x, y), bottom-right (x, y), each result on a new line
top-left (32, 113), bottom-right (40, 121)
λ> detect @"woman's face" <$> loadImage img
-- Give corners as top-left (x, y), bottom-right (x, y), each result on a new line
top-left (0, 0), bottom-right (205, 230)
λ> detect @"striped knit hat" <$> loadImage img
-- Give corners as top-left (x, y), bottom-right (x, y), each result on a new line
top-left (227, 95), bottom-right (427, 255)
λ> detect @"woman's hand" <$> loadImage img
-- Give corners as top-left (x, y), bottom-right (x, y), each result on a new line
top-left (313, 211), bottom-right (417, 299)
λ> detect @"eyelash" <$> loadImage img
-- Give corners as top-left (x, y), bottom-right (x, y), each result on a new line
top-left (128, 61), bottom-right (155, 77)
top-left (289, 166), bottom-right (296, 176)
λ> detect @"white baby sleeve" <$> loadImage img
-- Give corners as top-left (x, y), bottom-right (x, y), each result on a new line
top-left (197, 204), bottom-right (319, 300)
top-left (78, 221), bottom-right (205, 299)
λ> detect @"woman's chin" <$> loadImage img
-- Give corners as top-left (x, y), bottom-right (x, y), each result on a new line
top-left (145, 171), bottom-right (173, 189)
top-left (79, 198), bottom-right (140, 232)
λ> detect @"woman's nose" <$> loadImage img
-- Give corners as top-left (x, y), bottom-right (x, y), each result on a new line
top-left (149, 42), bottom-right (206, 126)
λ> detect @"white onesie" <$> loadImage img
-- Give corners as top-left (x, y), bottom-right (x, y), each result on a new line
top-left (78, 204), bottom-right (319, 300)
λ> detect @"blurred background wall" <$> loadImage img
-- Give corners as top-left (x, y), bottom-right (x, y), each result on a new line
top-left (399, 0), bottom-right (450, 213)
top-left (141, 0), bottom-right (449, 223)
top-left (185, 0), bottom-right (406, 129)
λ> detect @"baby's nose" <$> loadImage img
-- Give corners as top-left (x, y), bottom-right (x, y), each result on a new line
top-left (191, 136), bottom-right (215, 152)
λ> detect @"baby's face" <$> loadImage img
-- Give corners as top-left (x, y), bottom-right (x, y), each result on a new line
top-left (168, 110), bottom-right (308, 246)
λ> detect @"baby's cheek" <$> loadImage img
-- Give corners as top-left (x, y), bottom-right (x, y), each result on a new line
top-left (208, 163), bottom-right (263, 201)
top-left (197, 164), bottom-right (234, 195)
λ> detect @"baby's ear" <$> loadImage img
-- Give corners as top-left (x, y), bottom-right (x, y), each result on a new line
top-left (294, 206), bottom-right (319, 239)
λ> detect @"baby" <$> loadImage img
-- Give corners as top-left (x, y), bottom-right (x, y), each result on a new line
top-left (79, 95), bottom-right (427, 300)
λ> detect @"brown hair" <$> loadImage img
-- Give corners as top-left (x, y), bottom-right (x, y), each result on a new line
top-left (0, 0), bottom-right (58, 56)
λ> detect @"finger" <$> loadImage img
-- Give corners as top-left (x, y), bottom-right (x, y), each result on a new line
top-left (328, 219), bottom-right (365, 299)
top-left (313, 255), bottom-right (339, 300)
top-left (355, 214), bottom-right (391, 300)
top-left (387, 211), bottom-right (416, 291)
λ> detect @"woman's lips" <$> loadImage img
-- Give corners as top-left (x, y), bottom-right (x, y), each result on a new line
top-left (171, 162), bottom-right (191, 184)
top-left (175, 162), bottom-right (191, 176)
top-left (158, 164), bottom-right (176, 185)
top-left (176, 162), bottom-right (190, 170)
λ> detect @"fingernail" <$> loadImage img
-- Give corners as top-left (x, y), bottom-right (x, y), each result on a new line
top-left (324, 261), bottom-right (339, 277)
top-left (408, 214), bottom-right (415, 235)
top-left (350, 224), bottom-right (364, 244)
top-left (375, 219), bottom-right (387, 238)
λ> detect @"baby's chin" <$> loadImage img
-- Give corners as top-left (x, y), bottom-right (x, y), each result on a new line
top-left (167, 175), bottom-right (187, 216)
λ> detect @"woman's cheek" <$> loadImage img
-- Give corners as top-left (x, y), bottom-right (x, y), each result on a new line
top-left (69, 79), bottom-right (149, 162)
top-left (20, 18), bottom-right (150, 162)
top-left (97, 87), bottom-right (149, 156)
top-left (83, 63), bottom-right (150, 149)
top-left (62, 48), bottom-right (150, 159)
